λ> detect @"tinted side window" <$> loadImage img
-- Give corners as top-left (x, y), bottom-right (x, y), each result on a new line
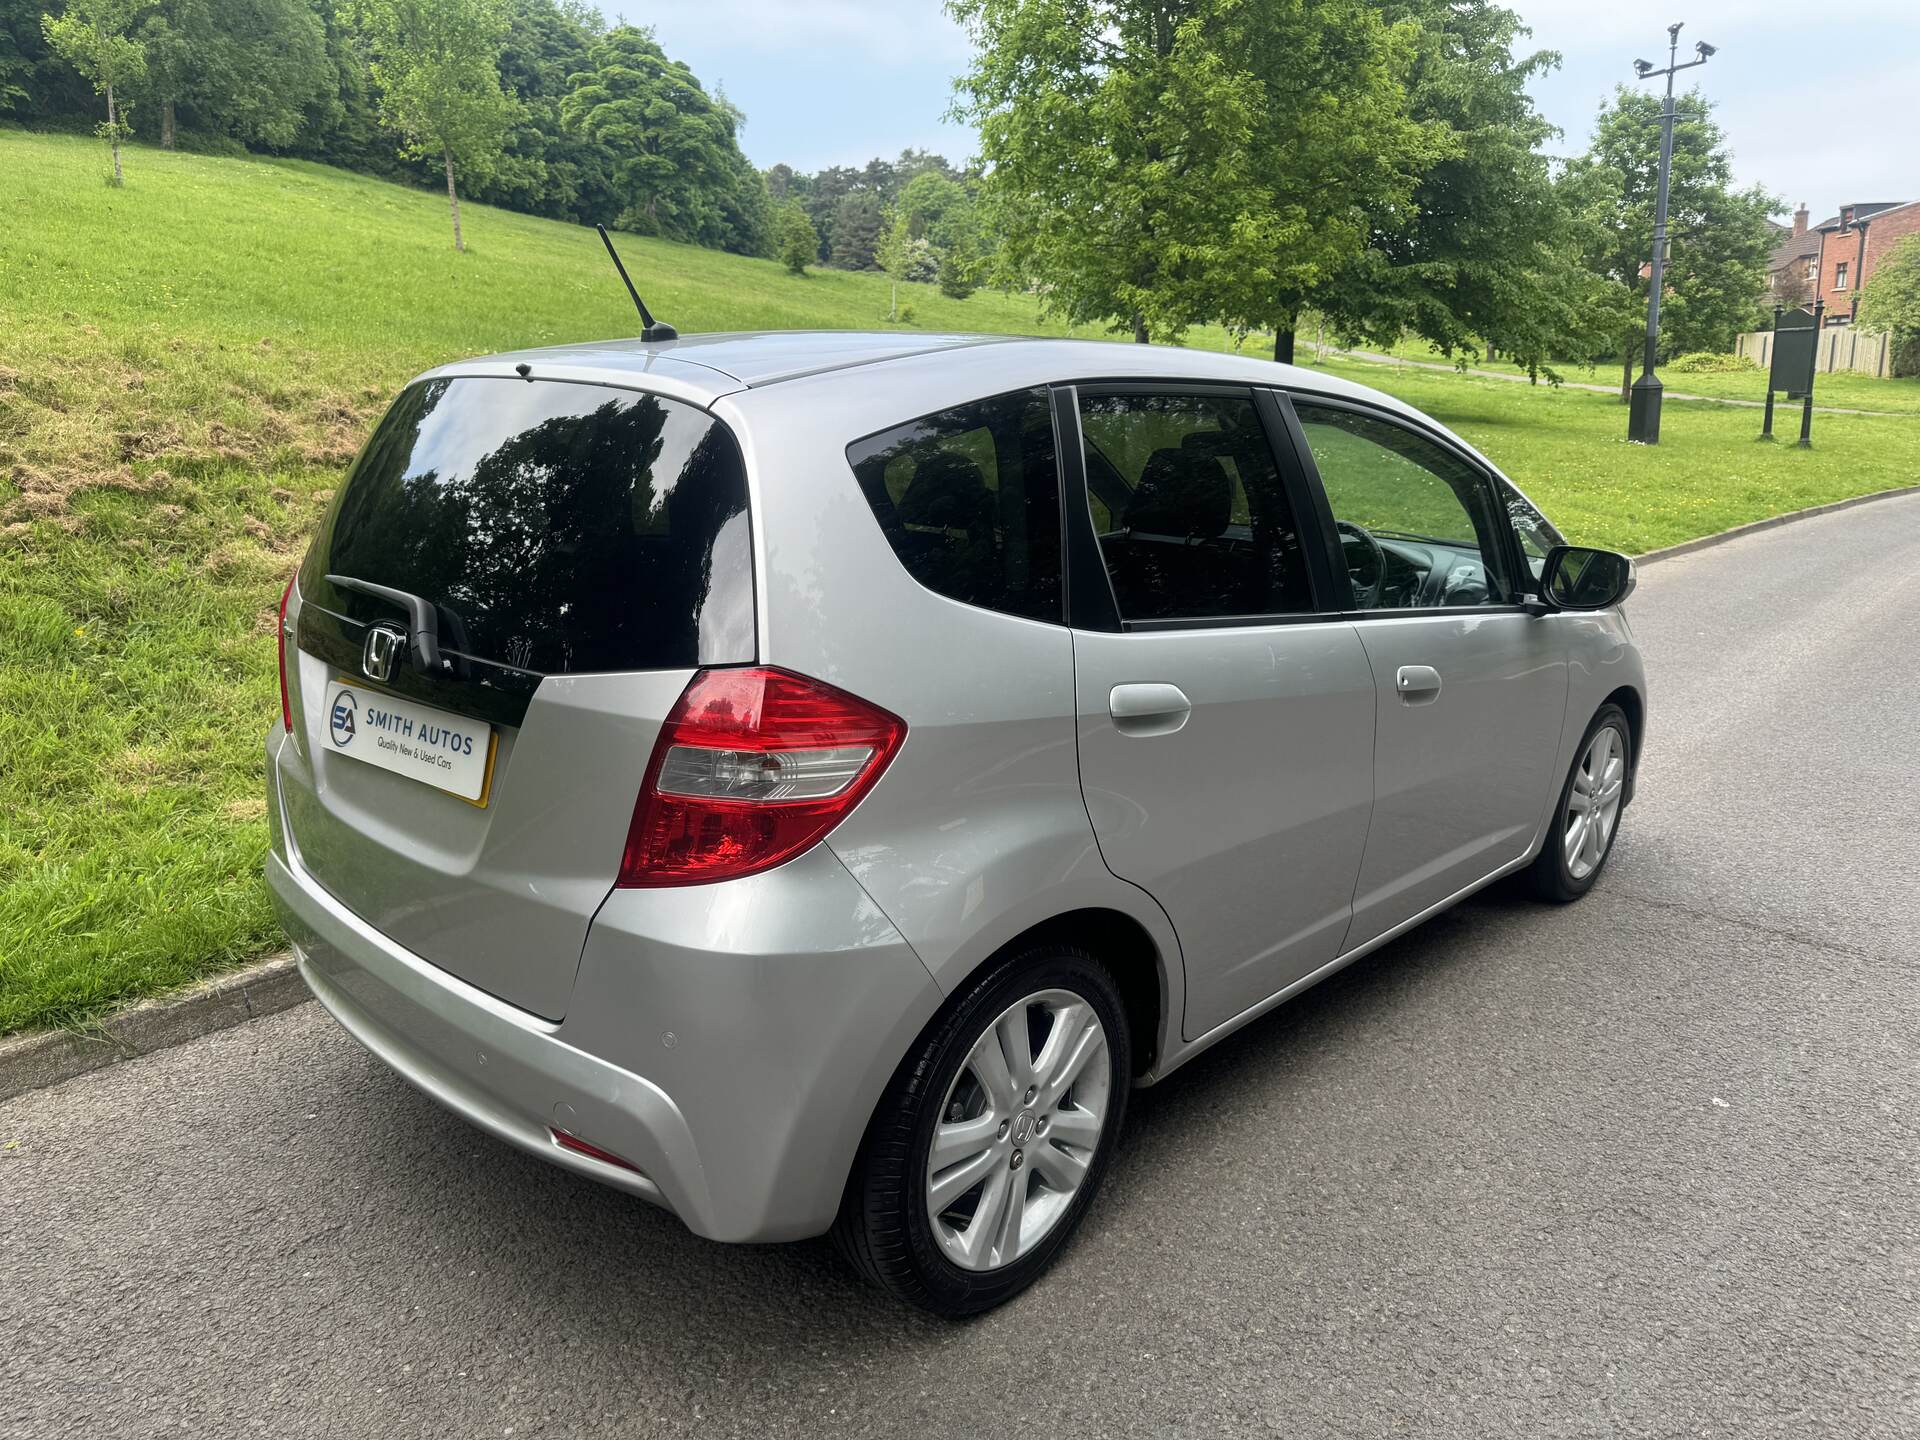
top-left (1077, 390), bottom-right (1312, 622)
top-left (847, 389), bottom-right (1063, 623)
top-left (1294, 403), bottom-right (1513, 610)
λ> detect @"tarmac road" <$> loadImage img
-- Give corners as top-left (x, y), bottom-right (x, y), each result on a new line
top-left (4, 494), bottom-right (1917, 1439)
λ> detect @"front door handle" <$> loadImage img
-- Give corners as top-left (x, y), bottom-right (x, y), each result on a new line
top-left (1395, 665), bottom-right (1442, 703)
top-left (1110, 683), bottom-right (1192, 737)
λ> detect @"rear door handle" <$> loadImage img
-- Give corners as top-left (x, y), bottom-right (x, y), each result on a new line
top-left (1109, 683), bottom-right (1192, 737)
top-left (1395, 665), bottom-right (1442, 702)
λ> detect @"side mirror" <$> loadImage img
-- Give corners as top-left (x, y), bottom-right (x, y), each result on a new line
top-left (1537, 545), bottom-right (1637, 611)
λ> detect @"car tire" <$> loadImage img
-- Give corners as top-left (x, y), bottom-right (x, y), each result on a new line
top-left (1527, 703), bottom-right (1632, 904)
top-left (832, 943), bottom-right (1131, 1317)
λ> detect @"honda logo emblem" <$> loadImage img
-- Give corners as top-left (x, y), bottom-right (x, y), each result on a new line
top-left (362, 623), bottom-right (406, 682)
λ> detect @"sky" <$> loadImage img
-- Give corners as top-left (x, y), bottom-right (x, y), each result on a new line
top-left (616, 0), bottom-right (1918, 217)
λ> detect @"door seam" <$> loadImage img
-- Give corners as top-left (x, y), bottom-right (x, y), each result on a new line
top-left (1337, 620), bottom-right (1381, 958)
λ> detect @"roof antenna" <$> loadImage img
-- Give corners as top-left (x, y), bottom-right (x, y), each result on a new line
top-left (595, 223), bottom-right (678, 342)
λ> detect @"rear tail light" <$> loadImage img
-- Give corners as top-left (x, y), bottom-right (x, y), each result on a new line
top-left (618, 667), bottom-right (906, 887)
top-left (277, 575), bottom-right (295, 734)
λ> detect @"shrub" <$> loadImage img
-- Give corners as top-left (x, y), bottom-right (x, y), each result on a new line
top-left (1856, 235), bottom-right (1920, 377)
top-left (776, 201), bottom-right (818, 277)
top-left (1667, 351), bottom-right (1759, 374)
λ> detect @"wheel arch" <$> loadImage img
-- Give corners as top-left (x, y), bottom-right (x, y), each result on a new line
top-left (1601, 683), bottom-right (1645, 803)
top-left (997, 907), bottom-right (1166, 1077)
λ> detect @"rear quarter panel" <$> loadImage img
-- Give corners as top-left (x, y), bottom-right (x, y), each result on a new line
top-left (713, 375), bottom-right (1188, 1048)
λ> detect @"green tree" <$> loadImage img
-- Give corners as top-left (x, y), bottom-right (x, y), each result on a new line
top-left (950, 0), bottom-right (1439, 346)
top-left (1855, 234), bottom-right (1920, 377)
top-left (348, 0), bottom-right (516, 251)
top-left (776, 199), bottom-right (818, 276)
top-left (560, 26), bottom-right (748, 247)
top-left (1304, 0), bottom-right (1608, 376)
top-left (2, 4), bottom-right (36, 110)
top-left (1562, 87), bottom-right (1779, 398)
top-left (41, 0), bottom-right (146, 184)
top-left (135, 0), bottom-right (329, 150)
top-left (828, 191), bottom-right (884, 270)
top-left (884, 169), bottom-right (982, 299)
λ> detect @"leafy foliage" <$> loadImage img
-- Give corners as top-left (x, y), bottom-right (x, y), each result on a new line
top-left (776, 198), bottom-right (817, 276)
top-left (1666, 350), bottom-right (1758, 373)
top-left (39, 0), bottom-right (145, 180)
top-left (1561, 87), bottom-right (1779, 375)
top-left (134, 0), bottom-right (330, 150)
top-left (1307, 0), bottom-right (1615, 378)
top-left (347, 0), bottom-right (515, 204)
top-left (828, 191), bottom-right (884, 270)
top-left (558, 26), bottom-right (765, 254)
top-left (1855, 234), bottom-right (1920, 377)
top-left (950, 0), bottom-right (1442, 344)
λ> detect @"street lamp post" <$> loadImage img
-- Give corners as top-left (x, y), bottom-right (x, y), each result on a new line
top-left (1627, 23), bottom-right (1715, 445)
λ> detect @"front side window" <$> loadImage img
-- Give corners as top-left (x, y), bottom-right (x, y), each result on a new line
top-left (1835, 262), bottom-right (1849, 289)
top-left (1076, 390), bottom-right (1313, 622)
top-left (1294, 402), bottom-right (1512, 610)
top-left (846, 389), bottom-right (1062, 623)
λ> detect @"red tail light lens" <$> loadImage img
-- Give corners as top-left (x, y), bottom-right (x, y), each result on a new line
top-left (277, 575), bottom-right (295, 734)
top-left (618, 667), bottom-right (906, 887)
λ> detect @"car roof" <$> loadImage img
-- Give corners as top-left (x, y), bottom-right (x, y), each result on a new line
top-left (426, 329), bottom-right (1427, 419)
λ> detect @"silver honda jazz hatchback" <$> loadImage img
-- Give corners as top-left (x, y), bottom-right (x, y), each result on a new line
top-left (267, 331), bottom-right (1644, 1315)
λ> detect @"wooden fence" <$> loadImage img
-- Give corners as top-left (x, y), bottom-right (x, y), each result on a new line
top-left (1734, 324), bottom-right (1894, 379)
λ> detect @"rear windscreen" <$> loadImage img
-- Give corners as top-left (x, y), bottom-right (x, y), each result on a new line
top-left (301, 377), bottom-right (754, 676)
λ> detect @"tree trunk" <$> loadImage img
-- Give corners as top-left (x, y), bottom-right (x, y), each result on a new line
top-left (1273, 326), bottom-right (1296, 365)
top-left (1620, 351), bottom-right (1633, 404)
top-left (443, 150), bottom-right (464, 253)
top-left (160, 98), bottom-right (176, 149)
top-left (1132, 312), bottom-right (1148, 345)
top-left (105, 84), bottom-right (123, 186)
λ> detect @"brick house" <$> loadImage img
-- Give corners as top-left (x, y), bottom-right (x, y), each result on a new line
top-left (1813, 200), bottom-right (1920, 322)
top-left (1768, 204), bottom-right (1822, 307)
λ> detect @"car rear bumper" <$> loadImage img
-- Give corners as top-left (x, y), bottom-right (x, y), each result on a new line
top-left (266, 728), bottom-right (943, 1244)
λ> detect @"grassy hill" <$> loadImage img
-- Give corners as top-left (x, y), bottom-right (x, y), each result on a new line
top-left (3, 127), bottom-right (1916, 1033)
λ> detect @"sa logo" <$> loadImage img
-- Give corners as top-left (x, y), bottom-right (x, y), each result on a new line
top-left (330, 690), bottom-right (358, 747)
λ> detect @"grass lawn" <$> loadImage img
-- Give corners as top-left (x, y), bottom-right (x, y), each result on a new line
top-left (3, 127), bottom-right (1917, 1033)
top-left (1346, 330), bottom-right (1920, 415)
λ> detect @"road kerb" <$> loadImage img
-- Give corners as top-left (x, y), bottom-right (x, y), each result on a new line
top-left (1634, 484), bottom-right (1920, 567)
top-left (0, 954), bottom-right (307, 1103)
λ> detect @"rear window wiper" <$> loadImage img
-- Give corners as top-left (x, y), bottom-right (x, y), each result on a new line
top-left (325, 574), bottom-right (447, 674)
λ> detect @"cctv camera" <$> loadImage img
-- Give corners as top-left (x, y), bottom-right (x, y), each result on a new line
top-left (1634, 59), bottom-right (1654, 74)
top-left (1695, 41), bottom-right (1717, 57)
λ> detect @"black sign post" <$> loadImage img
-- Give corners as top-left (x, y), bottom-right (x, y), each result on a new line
top-left (1762, 301), bottom-right (1822, 446)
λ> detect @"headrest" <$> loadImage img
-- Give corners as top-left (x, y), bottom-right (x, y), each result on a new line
top-left (1125, 447), bottom-right (1231, 540)
top-left (897, 451), bottom-right (993, 532)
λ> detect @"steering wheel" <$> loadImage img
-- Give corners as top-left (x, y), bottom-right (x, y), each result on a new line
top-left (1334, 520), bottom-right (1387, 609)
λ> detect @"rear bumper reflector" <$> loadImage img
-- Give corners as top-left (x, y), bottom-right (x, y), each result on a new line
top-left (549, 1126), bottom-right (645, 1174)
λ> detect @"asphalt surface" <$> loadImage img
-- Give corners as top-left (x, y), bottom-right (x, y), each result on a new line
top-left (5, 496), bottom-right (1918, 1439)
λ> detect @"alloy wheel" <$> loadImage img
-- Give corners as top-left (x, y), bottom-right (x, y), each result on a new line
top-left (1564, 724), bottom-right (1626, 880)
top-left (924, 989), bottom-right (1111, 1272)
